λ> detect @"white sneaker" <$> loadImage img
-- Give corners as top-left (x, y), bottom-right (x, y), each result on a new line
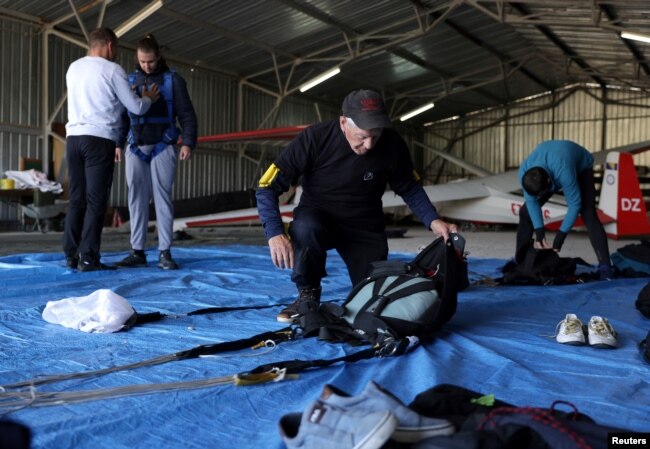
top-left (279, 399), bottom-right (398, 449)
top-left (320, 382), bottom-right (455, 443)
top-left (587, 316), bottom-right (618, 349)
top-left (555, 314), bottom-right (586, 345)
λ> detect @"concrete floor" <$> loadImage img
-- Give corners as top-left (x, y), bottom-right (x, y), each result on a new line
top-left (0, 226), bottom-right (266, 257)
top-left (0, 224), bottom-right (636, 264)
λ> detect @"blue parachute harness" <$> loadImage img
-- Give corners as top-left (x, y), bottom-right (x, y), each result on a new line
top-left (127, 69), bottom-right (179, 164)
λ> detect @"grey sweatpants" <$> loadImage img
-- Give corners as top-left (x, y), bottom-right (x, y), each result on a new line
top-left (125, 144), bottom-right (177, 251)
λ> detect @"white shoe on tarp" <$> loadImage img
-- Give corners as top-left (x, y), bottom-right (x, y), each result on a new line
top-left (587, 316), bottom-right (618, 349)
top-left (555, 313), bottom-right (586, 346)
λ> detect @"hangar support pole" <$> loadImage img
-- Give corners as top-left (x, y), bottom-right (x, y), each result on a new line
top-left (39, 0), bottom-right (92, 179)
top-left (236, 77), bottom-right (289, 190)
top-left (41, 29), bottom-right (50, 177)
top-left (601, 87), bottom-right (608, 152)
top-left (237, 80), bottom-right (244, 190)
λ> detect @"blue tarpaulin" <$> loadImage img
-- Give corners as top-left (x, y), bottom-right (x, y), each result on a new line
top-left (0, 245), bottom-right (648, 448)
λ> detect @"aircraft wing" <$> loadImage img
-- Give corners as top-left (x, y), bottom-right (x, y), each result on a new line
top-left (172, 203), bottom-right (295, 231)
top-left (424, 179), bottom-right (492, 203)
top-left (592, 139), bottom-right (650, 164)
top-left (474, 170), bottom-right (521, 193)
top-left (171, 187), bottom-right (302, 231)
top-left (414, 142), bottom-right (493, 177)
top-left (197, 126), bottom-right (308, 144)
top-left (382, 170), bottom-right (521, 209)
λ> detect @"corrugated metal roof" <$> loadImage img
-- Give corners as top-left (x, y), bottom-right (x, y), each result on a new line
top-left (2, 0), bottom-right (650, 125)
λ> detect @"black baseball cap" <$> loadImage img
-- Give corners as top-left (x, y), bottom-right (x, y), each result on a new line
top-left (341, 89), bottom-right (392, 130)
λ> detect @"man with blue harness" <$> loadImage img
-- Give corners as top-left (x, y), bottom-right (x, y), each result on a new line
top-left (64, 27), bottom-right (159, 272)
top-left (116, 34), bottom-right (197, 270)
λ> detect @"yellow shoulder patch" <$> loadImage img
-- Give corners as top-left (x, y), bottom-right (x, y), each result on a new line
top-left (259, 163), bottom-right (280, 187)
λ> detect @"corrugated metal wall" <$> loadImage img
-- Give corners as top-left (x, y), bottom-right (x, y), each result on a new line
top-left (5, 15), bottom-right (650, 225)
top-left (0, 19), bottom-right (42, 222)
top-left (506, 94), bottom-right (555, 170)
top-left (604, 89), bottom-right (650, 152)
top-left (0, 17), bottom-right (339, 225)
top-left (423, 85), bottom-right (650, 184)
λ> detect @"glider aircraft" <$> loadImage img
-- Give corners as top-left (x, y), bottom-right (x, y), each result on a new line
top-left (165, 128), bottom-right (650, 240)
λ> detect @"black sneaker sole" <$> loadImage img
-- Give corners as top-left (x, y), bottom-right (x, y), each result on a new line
top-left (77, 263), bottom-right (117, 272)
top-left (558, 340), bottom-right (586, 346)
top-left (157, 263), bottom-right (179, 270)
top-left (588, 342), bottom-right (617, 349)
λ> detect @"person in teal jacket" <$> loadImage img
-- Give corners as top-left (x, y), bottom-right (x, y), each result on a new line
top-left (517, 140), bottom-right (613, 280)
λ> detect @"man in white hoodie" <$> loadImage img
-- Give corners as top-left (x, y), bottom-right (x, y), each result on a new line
top-left (64, 27), bottom-right (160, 272)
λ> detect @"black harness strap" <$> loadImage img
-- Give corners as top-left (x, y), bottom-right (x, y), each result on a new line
top-left (134, 303), bottom-right (293, 325)
top-left (3, 327), bottom-right (294, 390)
top-left (245, 346), bottom-right (379, 376)
top-left (241, 336), bottom-right (418, 379)
top-left (134, 299), bottom-right (345, 327)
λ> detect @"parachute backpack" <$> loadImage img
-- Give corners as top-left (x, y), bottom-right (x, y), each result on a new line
top-left (305, 233), bottom-right (469, 353)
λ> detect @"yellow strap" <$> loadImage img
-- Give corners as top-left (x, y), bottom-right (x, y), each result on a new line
top-left (259, 163), bottom-right (280, 187)
top-left (233, 368), bottom-right (298, 386)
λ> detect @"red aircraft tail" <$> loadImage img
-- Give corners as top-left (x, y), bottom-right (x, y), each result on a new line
top-left (598, 151), bottom-right (650, 239)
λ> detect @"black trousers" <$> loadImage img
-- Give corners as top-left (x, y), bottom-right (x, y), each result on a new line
top-left (288, 205), bottom-right (389, 290)
top-left (516, 167), bottom-right (611, 265)
top-left (63, 135), bottom-right (115, 262)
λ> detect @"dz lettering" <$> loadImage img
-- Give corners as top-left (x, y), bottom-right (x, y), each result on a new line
top-left (621, 198), bottom-right (641, 212)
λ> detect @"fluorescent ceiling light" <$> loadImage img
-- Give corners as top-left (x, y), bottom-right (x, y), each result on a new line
top-left (400, 102), bottom-right (435, 121)
top-left (620, 31), bottom-right (650, 44)
top-left (299, 67), bottom-right (341, 92)
top-left (115, 0), bottom-right (163, 38)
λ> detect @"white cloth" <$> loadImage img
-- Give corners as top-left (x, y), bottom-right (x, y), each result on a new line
top-left (42, 289), bottom-right (136, 333)
top-left (4, 169), bottom-right (63, 193)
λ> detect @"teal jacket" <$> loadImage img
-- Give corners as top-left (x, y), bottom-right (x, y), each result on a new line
top-left (519, 140), bottom-right (593, 233)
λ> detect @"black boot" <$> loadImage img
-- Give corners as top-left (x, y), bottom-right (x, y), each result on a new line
top-left (276, 287), bottom-right (321, 323)
top-left (157, 250), bottom-right (178, 270)
top-left (115, 250), bottom-right (147, 268)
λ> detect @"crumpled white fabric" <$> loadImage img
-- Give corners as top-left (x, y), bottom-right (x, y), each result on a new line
top-left (4, 169), bottom-right (63, 193)
top-left (42, 289), bottom-right (136, 333)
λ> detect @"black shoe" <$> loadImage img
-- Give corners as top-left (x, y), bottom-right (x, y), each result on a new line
top-left (66, 256), bottom-right (79, 269)
top-left (77, 257), bottom-right (117, 272)
top-left (116, 250), bottom-right (147, 268)
top-left (276, 287), bottom-right (321, 323)
top-left (157, 250), bottom-right (178, 270)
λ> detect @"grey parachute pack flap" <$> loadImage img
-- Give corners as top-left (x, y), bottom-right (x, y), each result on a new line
top-left (309, 233), bottom-right (468, 348)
